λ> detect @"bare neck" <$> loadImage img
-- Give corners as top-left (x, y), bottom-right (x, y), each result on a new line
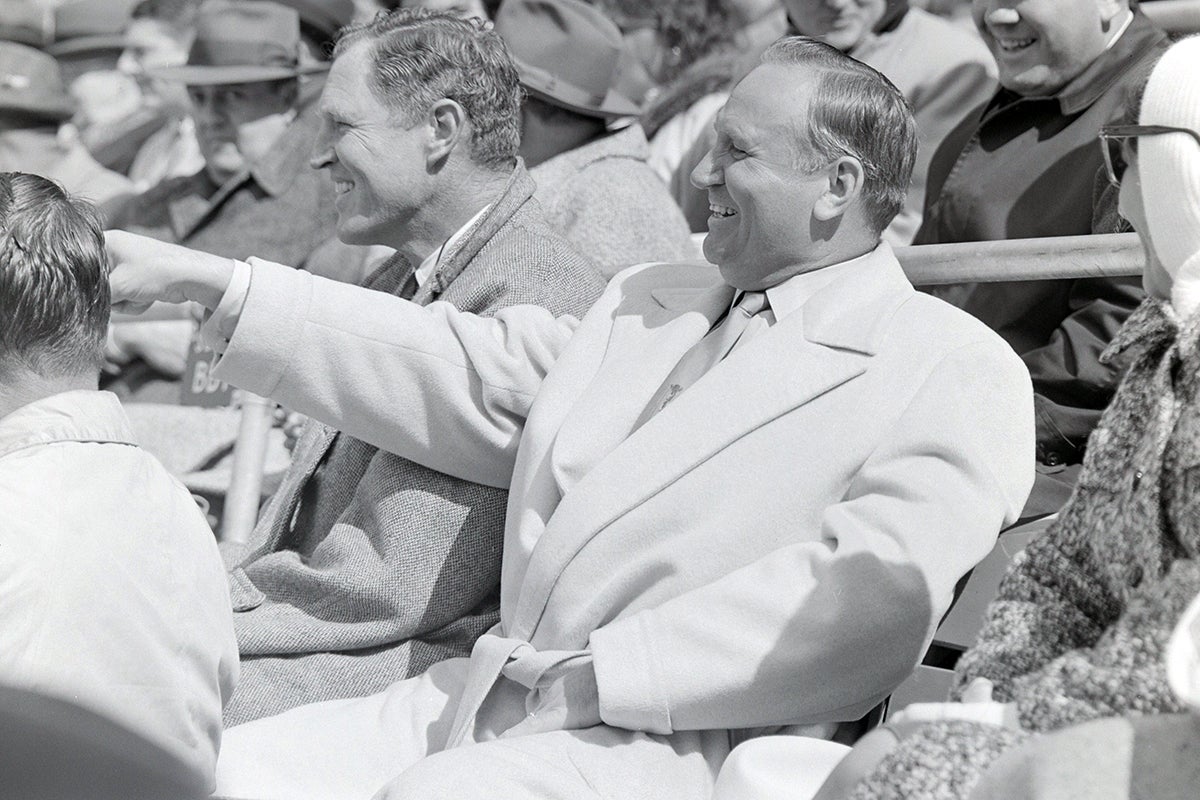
top-left (0, 371), bottom-right (98, 421)
top-left (389, 165), bottom-right (513, 266)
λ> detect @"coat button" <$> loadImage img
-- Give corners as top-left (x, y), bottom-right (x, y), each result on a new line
top-left (1133, 470), bottom-right (1144, 490)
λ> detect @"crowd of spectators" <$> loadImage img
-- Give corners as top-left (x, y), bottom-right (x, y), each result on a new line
top-left (2, 0), bottom-right (1199, 798)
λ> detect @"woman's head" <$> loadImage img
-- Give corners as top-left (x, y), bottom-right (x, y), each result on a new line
top-left (1136, 36), bottom-right (1200, 316)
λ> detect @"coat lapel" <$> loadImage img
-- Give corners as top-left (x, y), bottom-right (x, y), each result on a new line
top-left (509, 246), bottom-right (914, 640)
top-left (545, 280), bottom-right (734, 498)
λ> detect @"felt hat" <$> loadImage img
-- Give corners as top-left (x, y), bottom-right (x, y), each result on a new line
top-left (0, 41), bottom-right (74, 121)
top-left (494, 0), bottom-right (640, 119)
top-left (274, 0), bottom-right (355, 44)
top-left (1137, 35), bottom-right (1200, 319)
top-left (150, 0), bottom-right (329, 86)
top-left (45, 0), bottom-right (140, 57)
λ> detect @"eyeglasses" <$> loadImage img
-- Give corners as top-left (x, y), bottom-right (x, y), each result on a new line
top-left (1098, 124), bottom-right (1200, 187)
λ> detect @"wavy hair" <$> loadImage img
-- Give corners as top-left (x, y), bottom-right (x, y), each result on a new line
top-left (334, 9), bottom-right (521, 169)
top-left (0, 172), bottom-right (109, 378)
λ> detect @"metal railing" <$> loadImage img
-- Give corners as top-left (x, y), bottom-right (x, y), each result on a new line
top-left (218, 232), bottom-right (1146, 542)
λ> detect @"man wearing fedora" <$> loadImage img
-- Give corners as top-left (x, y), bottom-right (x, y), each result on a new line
top-left (108, 36), bottom-right (1034, 800)
top-left (192, 9), bottom-right (603, 725)
top-left (106, 0), bottom-right (369, 396)
top-left (0, 40), bottom-right (133, 207)
top-left (501, 0), bottom-right (693, 278)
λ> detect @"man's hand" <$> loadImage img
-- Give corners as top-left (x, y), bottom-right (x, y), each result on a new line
top-left (502, 654), bottom-right (602, 739)
top-left (106, 229), bottom-right (236, 314)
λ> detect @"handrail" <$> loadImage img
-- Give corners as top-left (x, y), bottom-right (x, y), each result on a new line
top-left (217, 232), bottom-right (1146, 541)
top-left (1141, 0), bottom-right (1200, 33)
top-left (895, 231), bottom-right (1143, 285)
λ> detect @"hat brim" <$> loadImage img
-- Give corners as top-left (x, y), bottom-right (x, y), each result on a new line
top-left (147, 61), bottom-right (329, 86)
top-left (0, 91), bottom-right (75, 121)
top-left (46, 34), bottom-right (128, 57)
top-left (515, 56), bottom-right (641, 119)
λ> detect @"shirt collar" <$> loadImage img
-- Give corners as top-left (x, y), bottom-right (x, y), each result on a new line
top-left (414, 203), bottom-right (492, 289)
top-left (0, 390), bottom-right (137, 460)
top-left (756, 248), bottom-right (880, 325)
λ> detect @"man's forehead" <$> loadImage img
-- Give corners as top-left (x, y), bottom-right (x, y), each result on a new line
top-left (721, 64), bottom-right (812, 132)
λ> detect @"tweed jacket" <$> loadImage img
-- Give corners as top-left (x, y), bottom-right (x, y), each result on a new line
top-left (222, 167), bottom-right (604, 724)
top-left (210, 242), bottom-right (1032, 781)
top-left (530, 124), bottom-right (694, 279)
top-left (916, 14), bottom-right (1169, 473)
top-left (853, 299), bottom-right (1200, 800)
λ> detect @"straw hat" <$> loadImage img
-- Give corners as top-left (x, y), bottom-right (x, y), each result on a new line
top-left (494, 0), bottom-right (640, 119)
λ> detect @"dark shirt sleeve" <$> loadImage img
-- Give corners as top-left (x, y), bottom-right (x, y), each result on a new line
top-left (1025, 167), bottom-right (1143, 464)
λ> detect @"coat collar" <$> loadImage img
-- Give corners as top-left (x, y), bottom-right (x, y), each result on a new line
top-left (649, 242), bottom-right (912, 356)
top-left (413, 162), bottom-right (537, 303)
top-left (528, 124), bottom-right (650, 187)
top-left (0, 390), bottom-right (136, 460)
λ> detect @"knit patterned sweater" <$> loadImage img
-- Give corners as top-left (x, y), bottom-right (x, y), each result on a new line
top-left (221, 167), bottom-right (605, 725)
top-left (853, 298), bottom-right (1200, 798)
top-left (530, 124), bottom-right (694, 279)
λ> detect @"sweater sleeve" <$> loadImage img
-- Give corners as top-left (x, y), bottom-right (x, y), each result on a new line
top-left (850, 720), bottom-right (1031, 800)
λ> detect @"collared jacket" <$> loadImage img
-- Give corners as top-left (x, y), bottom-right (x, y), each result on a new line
top-left (209, 242), bottom-right (1032, 796)
top-left (915, 13), bottom-right (1169, 470)
top-left (530, 124), bottom-right (694, 278)
top-left (221, 166), bottom-right (605, 724)
top-left (0, 390), bottom-right (238, 793)
top-left (853, 299), bottom-right (1200, 799)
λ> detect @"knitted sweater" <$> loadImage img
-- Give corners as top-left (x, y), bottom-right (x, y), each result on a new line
top-left (853, 298), bottom-right (1200, 799)
top-left (529, 124), bottom-right (694, 279)
top-left (221, 166), bottom-right (605, 725)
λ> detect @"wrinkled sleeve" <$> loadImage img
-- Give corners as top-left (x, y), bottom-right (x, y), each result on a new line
top-left (212, 258), bottom-right (579, 488)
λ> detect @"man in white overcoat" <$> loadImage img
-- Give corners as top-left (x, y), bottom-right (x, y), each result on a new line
top-left (105, 37), bottom-right (1036, 800)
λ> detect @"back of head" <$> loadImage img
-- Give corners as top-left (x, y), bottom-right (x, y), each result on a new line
top-left (1138, 35), bottom-right (1200, 316)
top-left (0, 173), bottom-right (109, 381)
top-left (333, 8), bottom-right (521, 169)
top-left (761, 37), bottom-right (917, 236)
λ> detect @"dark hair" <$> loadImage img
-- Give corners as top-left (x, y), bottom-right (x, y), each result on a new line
top-left (0, 173), bottom-right (109, 378)
top-left (761, 37), bottom-right (917, 235)
top-left (333, 8), bottom-right (521, 169)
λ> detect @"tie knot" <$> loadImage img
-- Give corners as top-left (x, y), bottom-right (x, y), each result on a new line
top-left (735, 291), bottom-right (768, 317)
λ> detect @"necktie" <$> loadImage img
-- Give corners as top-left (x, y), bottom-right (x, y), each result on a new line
top-left (636, 291), bottom-right (768, 428)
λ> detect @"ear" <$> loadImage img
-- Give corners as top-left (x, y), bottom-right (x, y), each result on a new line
top-left (426, 98), bottom-right (467, 167)
top-left (813, 156), bottom-right (865, 223)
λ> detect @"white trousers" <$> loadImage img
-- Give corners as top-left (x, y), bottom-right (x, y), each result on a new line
top-left (216, 657), bottom-right (726, 800)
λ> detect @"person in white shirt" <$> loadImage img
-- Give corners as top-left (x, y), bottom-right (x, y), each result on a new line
top-left (0, 170), bottom-right (237, 795)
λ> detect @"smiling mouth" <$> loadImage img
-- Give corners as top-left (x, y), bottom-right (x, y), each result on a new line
top-left (334, 180), bottom-right (353, 195)
top-left (995, 36), bottom-right (1036, 53)
top-left (709, 202), bottom-right (736, 219)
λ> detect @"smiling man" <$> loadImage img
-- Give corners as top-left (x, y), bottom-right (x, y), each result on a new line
top-left (915, 0), bottom-right (1168, 516)
top-left (107, 37), bottom-right (1033, 800)
top-left (784, 0), bottom-right (996, 244)
top-left (206, 9), bottom-right (602, 726)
